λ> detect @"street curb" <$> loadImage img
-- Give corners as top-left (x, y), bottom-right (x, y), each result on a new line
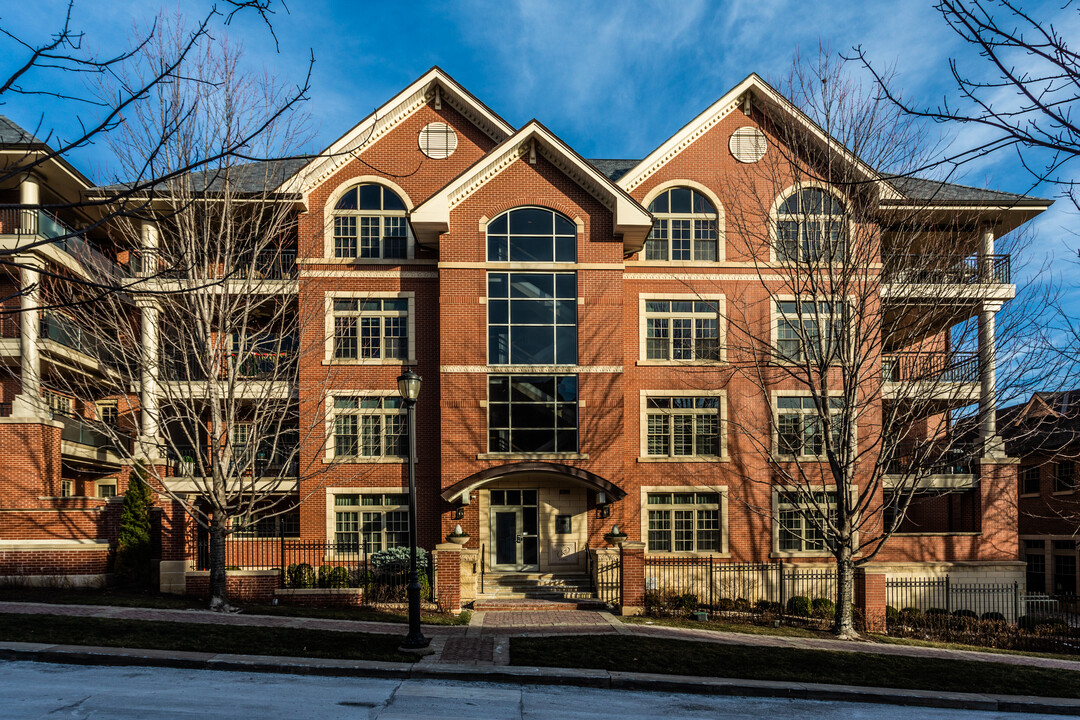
top-left (1, 641), bottom-right (1079, 716)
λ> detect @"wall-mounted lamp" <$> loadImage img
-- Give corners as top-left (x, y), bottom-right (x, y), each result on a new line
top-left (454, 506), bottom-right (466, 520)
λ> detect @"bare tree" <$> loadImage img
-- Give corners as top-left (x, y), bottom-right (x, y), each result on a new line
top-left (40, 26), bottom-right (335, 611)
top-left (715, 52), bottom-right (1040, 637)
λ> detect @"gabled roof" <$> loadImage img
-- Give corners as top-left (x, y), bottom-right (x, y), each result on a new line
top-left (410, 120), bottom-right (654, 251)
top-left (616, 74), bottom-right (901, 200)
top-left (276, 66), bottom-right (515, 195)
top-left (0, 115), bottom-right (44, 146)
top-left (95, 158), bottom-right (309, 196)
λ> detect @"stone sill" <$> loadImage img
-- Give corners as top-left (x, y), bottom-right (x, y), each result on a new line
top-left (636, 456), bottom-right (729, 463)
top-left (891, 532), bottom-right (981, 537)
top-left (476, 452), bottom-right (588, 460)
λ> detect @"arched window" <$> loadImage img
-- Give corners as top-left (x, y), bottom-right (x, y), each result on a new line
top-left (645, 187), bottom-right (718, 262)
top-left (486, 207), bottom-right (576, 263)
top-left (332, 184), bottom-right (409, 259)
top-left (775, 188), bottom-right (846, 263)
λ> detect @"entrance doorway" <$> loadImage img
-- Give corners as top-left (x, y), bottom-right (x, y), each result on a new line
top-left (489, 489), bottom-right (539, 571)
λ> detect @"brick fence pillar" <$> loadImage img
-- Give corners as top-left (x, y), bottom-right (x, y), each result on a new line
top-left (434, 543), bottom-right (462, 614)
top-left (619, 541), bottom-right (646, 616)
top-left (855, 569), bottom-right (887, 634)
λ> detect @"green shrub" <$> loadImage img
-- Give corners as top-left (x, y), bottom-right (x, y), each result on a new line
top-left (885, 605), bottom-right (900, 625)
top-left (317, 565), bottom-right (349, 589)
top-left (733, 597), bottom-right (751, 612)
top-left (952, 608), bottom-right (978, 619)
top-left (370, 546), bottom-right (429, 572)
top-left (811, 597), bottom-right (835, 619)
top-left (286, 563), bottom-right (315, 589)
top-left (717, 597), bottom-right (735, 612)
top-left (114, 464), bottom-right (154, 588)
top-left (786, 595), bottom-right (811, 617)
top-left (679, 593), bottom-right (699, 611)
top-left (899, 606), bottom-right (922, 618)
top-left (754, 600), bottom-right (781, 614)
top-left (926, 607), bottom-right (949, 616)
top-left (981, 611), bottom-right (1006, 622)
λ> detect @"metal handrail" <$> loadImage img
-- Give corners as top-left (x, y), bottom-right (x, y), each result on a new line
top-left (883, 351), bottom-right (979, 383)
top-left (883, 253), bottom-right (1011, 285)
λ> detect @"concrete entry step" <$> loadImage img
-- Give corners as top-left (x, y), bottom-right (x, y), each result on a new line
top-left (472, 597), bottom-right (608, 611)
top-left (475, 572), bottom-right (603, 609)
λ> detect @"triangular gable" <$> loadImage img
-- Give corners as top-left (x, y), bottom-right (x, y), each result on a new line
top-left (276, 67), bottom-right (515, 195)
top-left (410, 120), bottom-right (654, 251)
top-left (616, 74), bottom-right (902, 202)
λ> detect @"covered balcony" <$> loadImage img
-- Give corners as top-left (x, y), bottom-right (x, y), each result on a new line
top-left (882, 350), bottom-right (980, 409)
top-left (0, 207), bottom-right (127, 282)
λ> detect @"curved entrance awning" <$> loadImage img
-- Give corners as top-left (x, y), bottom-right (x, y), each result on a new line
top-left (440, 462), bottom-right (626, 503)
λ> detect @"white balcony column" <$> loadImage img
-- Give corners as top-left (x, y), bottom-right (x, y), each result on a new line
top-left (979, 223), bottom-right (995, 282)
top-left (11, 256), bottom-right (44, 417)
top-left (18, 174), bottom-right (39, 235)
top-left (137, 297), bottom-right (161, 444)
top-left (139, 219), bottom-right (159, 277)
top-left (978, 299), bottom-right (1005, 457)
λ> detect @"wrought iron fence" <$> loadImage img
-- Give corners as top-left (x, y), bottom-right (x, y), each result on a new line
top-left (589, 551), bottom-right (621, 605)
top-left (185, 533), bottom-right (434, 603)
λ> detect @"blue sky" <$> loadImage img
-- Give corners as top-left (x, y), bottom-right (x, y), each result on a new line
top-left (0, 0), bottom-right (1075, 272)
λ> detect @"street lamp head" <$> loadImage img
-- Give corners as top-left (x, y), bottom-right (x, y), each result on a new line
top-left (397, 369), bottom-right (422, 402)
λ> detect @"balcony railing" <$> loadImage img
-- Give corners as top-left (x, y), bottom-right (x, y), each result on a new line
top-left (886, 442), bottom-right (978, 476)
top-left (39, 311), bottom-right (129, 372)
top-left (52, 409), bottom-right (132, 452)
top-left (883, 254), bottom-right (1011, 285)
top-left (132, 249), bottom-right (297, 280)
top-left (0, 208), bottom-right (127, 281)
top-left (168, 443), bottom-right (300, 478)
top-left (883, 351), bottom-right (979, 384)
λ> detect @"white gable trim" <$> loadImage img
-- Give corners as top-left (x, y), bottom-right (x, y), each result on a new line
top-left (277, 68), bottom-right (514, 196)
top-left (618, 74), bottom-right (902, 202)
top-left (410, 122), bottom-right (653, 251)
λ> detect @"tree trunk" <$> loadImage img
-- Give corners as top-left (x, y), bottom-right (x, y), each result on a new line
top-left (835, 550), bottom-right (858, 639)
top-left (208, 517), bottom-right (229, 611)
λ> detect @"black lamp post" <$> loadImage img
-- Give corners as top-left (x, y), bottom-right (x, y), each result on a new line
top-left (397, 369), bottom-right (429, 651)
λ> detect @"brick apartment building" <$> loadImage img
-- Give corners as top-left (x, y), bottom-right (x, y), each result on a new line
top-left (0, 68), bottom-right (1053, 595)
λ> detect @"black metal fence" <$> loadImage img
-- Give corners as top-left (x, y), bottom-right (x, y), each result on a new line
top-left (886, 576), bottom-right (1021, 620)
top-left (642, 557), bottom-right (837, 619)
top-left (588, 551), bottom-right (621, 605)
top-left (187, 534), bottom-right (434, 603)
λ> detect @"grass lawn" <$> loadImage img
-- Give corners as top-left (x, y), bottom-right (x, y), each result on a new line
top-left (246, 604), bottom-right (472, 626)
top-left (0, 614), bottom-right (416, 663)
top-left (622, 616), bottom-right (824, 639)
top-left (511, 635), bottom-right (1080, 699)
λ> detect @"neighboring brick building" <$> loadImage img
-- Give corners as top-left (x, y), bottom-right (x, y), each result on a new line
top-left (0, 68), bottom-right (1052, 591)
top-left (1002, 391), bottom-right (1080, 596)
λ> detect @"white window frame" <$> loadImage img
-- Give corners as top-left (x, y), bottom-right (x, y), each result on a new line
top-left (1020, 465), bottom-right (1041, 497)
top-left (768, 183), bottom-right (849, 264)
top-left (325, 487), bottom-right (410, 555)
top-left (325, 390), bottom-right (408, 463)
top-left (60, 479), bottom-right (74, 497)
top-left (323, 178), bottom-right (415, 261)
top-left (638, 389), bottom-right (727, 461)
top-left (638, 293), bottom-right (725, 364)
top-left (95, 479), bottom-right (118, 499)
top-left (770, 486), bottom-right (855, 558)
top-left (639, 181), bottom-right (725, 263)
top-left (771, 298), bottom-right (844, 365)
top-left (324, 291), bottom-right (416, 365)
top-left (771, 390), bottom-right (849, 460)
top-left (43, 389), bottom-right (72, 415)
top-left (95, 400), bottom-right (118, 425)
top-left (639, 485), bottom-right (728, 556)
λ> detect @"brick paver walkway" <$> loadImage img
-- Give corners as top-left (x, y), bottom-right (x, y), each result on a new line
top-left (4, 600), bottom-right (1080, 673)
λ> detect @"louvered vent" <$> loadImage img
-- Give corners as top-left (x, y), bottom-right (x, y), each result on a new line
top-left (419, 122), bottom-right (458, 159)
top-left (729, 126), bottom-right (767, 163)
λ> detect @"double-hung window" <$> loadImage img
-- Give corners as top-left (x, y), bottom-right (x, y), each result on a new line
top-left (1021, 466), bottom-right (1041, 496)
top-left (647, 492), bottom-right (722, 553)
top-left (332, 297), bottom-right (409, 362)
top-left (777, 491), bottom-right (836, 553)
top-left (643, 299), bottom-right (720, 361)
top-left (776, 301), bottom-right (839, 363)
top-left (644, 395), bottom-right (722, 458)
top-left (333, 493), bottom-right (409, 553)
top-left (1055, 462), bottom-right (1075, 493)
top-left (776, 396), bottom-right (844, 458)
top-left (645, 187), bottom-right (719, 261)
top-left (774, 188), bottom-right (846, 263)
top-left (331, 184), bottom-right (409, 259)
top-left (332, 396), bottom-right (406, 460)
top-left (488, 375), bottom-right (577, 453)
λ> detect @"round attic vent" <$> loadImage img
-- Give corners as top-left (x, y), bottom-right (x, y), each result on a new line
top-left (729, 126), bottom-right (767, 163)
top-left (419, 122), bottom-right (458, 159)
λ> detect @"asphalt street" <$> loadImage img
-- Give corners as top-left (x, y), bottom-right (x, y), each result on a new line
top-left (0, 660), bottom-right (1061, 719)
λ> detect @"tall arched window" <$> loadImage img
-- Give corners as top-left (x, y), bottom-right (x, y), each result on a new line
top-left (774, 188), bottom-right (846, 263)
top-left (486, 207), bottom-right (576, 263)
top-left (645, 187), bottom-right (718, 262)
top-left (332, 184), bottom-right (409, 259)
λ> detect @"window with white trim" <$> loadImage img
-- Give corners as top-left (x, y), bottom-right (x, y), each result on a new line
top-left (331, 396), bottom-right (406, 459)
top-left (776, 301), bottom-right (840, 363)
top-left (60, 479), bottom-right (74, 497)
top-left (42, 389), bottom-right (72, 415)
top-left (486, 207), bottom-right (577, 262)
top-left (96, 401), bottom-right (118, 426)
top-left (332, 298), bottom-right (408, 362)
top-left (334, 493), bottom-right (409, 553)
top-left (775, 188), bottom-right (846, 263)
top-left (645, 187), bottom-right (718, 262)
top-left (1020, 465), bottom-right (1041, 495)
top-left (776, 396), bottom-right (845, 458)
top-left (1055, 462), bottom-right (1075, 493)
top-left (644, 300), bottom-right (720, 361)
top-left (232, 507), bottom-right (300, 538)
top-left (647, 492), bottom-right (721, 552)
top-left (645, 397), bottom-right (721, 458)
top-left (332, 184), bottom-right (409, 259)
top-left (777, 491), bottom-right (836, 553)
top-left (96, 481), bottom-right (117, 499)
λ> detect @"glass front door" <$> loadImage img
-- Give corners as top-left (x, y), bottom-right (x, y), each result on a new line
top-left (489, 489), bottom-right (539, 571)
